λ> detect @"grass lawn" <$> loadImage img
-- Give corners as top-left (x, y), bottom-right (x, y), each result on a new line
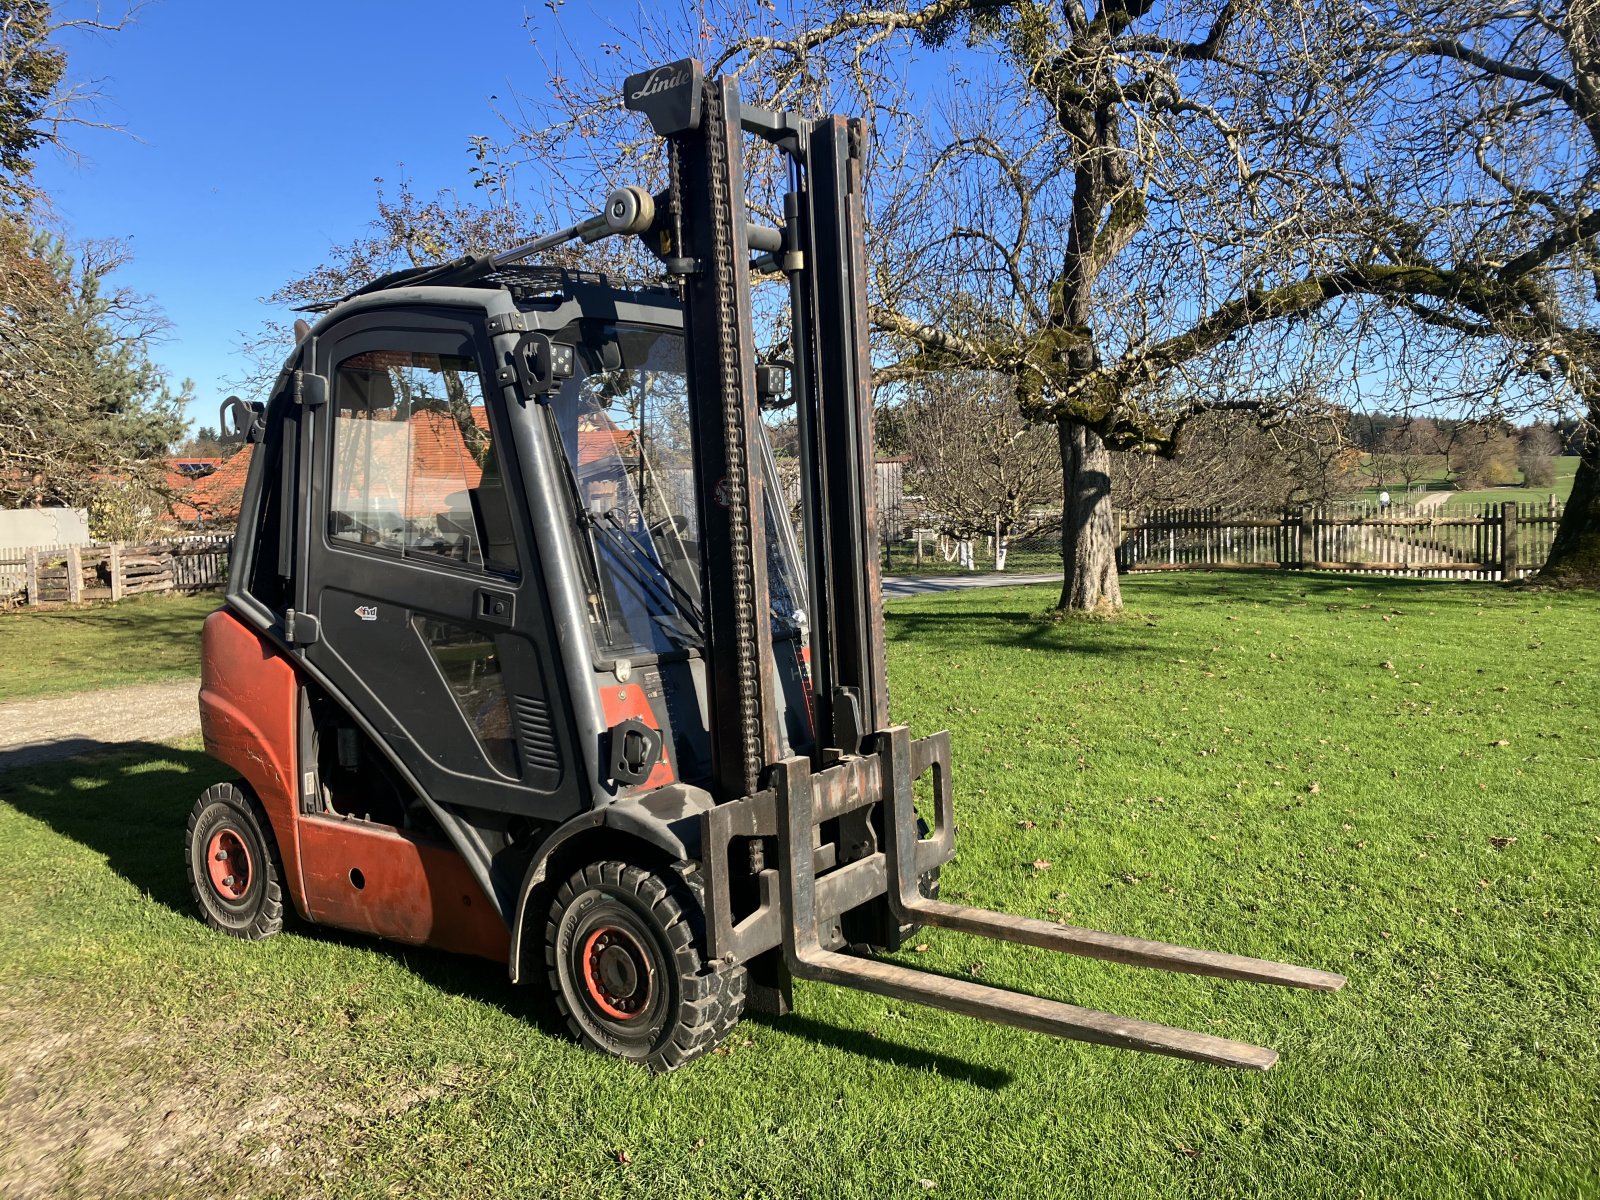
top-left (2, 576), bottom-right (1598, 1197)
top-left (1344, 456), bottom-right (1580, 509)
top-left (883, 544), bottom-right (1063, 577)
top-left (1434, 454), bottom-right (1579, 508)
top-left (0, 593), bottom-right (218, 702)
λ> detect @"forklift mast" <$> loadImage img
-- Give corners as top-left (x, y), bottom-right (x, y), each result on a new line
top-left (189, 59), bottom-right (1343, 1073)
top-left (630, 63), bottom-right (888, 798)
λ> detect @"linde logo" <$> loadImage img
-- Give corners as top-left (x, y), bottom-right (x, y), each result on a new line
top-left (629, 67), bottom-right (687, 101)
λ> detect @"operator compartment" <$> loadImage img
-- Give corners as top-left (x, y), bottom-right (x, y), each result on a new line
top-left (534, 310), bottom-right (816, 787)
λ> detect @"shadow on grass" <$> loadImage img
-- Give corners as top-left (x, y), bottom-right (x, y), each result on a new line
top-left (0, 740), bottom-right (220, 912)
top-left (1124, 569), bottom-right (1514, 607)
top-left (0, 742), bottom-right (1011, 1085)
top-left (744, 1009), bottom-right (1011, 1089)
top-left (885, 608), bottom-right (1158, 657)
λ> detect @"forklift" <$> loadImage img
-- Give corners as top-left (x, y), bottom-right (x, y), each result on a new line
top-left (189, 60), bottom-right (1344, 1072)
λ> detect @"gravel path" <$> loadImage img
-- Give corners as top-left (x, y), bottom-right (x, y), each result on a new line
top-left (0, 678), bottom-right (201, 771)
top-left (1410, 491), bottom-right (1453, 514)
top-left (882, 572), bottom-right (1058, 597)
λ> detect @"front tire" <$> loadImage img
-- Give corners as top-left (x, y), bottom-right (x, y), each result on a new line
top-left (185, 781), bottom-right (285, 940)
top-left (545, 861), bottom-right (744, 1072)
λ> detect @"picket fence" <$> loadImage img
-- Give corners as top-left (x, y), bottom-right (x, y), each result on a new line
top-left (1116, 502), bottom-right (1563, 580)
top-left (0, 535), bottom-right (233, 609)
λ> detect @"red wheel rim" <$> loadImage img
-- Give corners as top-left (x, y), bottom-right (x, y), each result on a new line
top-left (205, 828), bottom-right (252, 901)
top-left (579, 926), bottom-right (653, 1021)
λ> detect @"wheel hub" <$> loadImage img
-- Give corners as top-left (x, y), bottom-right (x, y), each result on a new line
top-left (205, 829), bottom-right (252, 901)
top-left (580, 926), bottom-right (653, 1020)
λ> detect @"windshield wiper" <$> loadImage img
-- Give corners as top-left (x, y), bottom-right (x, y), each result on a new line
top-left (589, 511), bottom-right (705, 639)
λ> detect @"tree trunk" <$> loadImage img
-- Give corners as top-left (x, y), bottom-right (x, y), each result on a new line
top-left (1539, 440), bottom-right (1600, 587)
top-left (1057, 418), bottom-right (1123, 613)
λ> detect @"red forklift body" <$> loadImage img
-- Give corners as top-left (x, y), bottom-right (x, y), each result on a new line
top-left (200, 609), bottom-right (508, 960)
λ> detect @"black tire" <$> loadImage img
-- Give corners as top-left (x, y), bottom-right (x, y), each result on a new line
top-left (545, 860), bottom-right (745, 1072)
top-left (185, 781), bottom-right (286, 940)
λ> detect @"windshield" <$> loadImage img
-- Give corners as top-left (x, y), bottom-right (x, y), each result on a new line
top-left (547, 320), bottom-right (806, 658)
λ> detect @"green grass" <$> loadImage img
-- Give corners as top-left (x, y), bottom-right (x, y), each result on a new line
top-left (2, 575), bottom-right (1599, 1197)
top-left (883, 545), bottom-right (1063, 577)
top-left (1344, 455), bottom-right (1579, 508)
top-left (0, 593), bottom-right (218, 701)
top-left (1435, 454), bottom-right (1579, 508)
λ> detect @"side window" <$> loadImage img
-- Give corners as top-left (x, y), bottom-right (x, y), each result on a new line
top-left (413, 616), bottom-right (519, 778)
top-left (329, 349), bottom-right (519, 576)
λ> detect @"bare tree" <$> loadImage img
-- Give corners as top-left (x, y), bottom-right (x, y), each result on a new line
top-left (1375, 418), bottom-right (1442, 501)
top-left (1110, 408), bottom-right (1355, 512)
top-left (1448, 422), bottom-right (1520, 491)
top-left (501, 0), bottom-right (1377, 614)
top-left (1, 1), bottom-right (139, 210)
top-left (1519, 423), bottom-right (1563, 488)
top-left (900, 372), bottom-right (1061, 568)
top-left (1296, 0), bottom-right (1600, 581)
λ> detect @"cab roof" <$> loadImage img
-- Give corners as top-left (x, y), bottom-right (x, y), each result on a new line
top-left (295, 260), bottom-right (678, 315)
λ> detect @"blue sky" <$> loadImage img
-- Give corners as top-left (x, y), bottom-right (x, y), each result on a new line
top-left (34, 1), bottom-right (633, 428)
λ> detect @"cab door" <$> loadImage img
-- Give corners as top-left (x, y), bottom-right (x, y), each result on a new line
top-left (299, 307), bottom-right (576, 821)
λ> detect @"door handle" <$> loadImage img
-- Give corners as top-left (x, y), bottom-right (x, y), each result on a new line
top-left (477, 587), bottom-right (515, 626)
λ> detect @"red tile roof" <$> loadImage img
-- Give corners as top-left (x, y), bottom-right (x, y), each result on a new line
top-left (170, 446), bottom-right (253, 525)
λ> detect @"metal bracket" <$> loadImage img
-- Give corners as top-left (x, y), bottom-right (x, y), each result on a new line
top-left (486, 312), bottom-right (527, 335)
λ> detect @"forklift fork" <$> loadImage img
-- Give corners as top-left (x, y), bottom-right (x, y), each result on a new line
top-left (760, 728), bottom-right (1345, 1070)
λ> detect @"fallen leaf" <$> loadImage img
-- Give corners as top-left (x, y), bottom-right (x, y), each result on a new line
top-left (1489, 739), bottom-right (1511, 747)
top-left (1381, 660), bottom-right (1395, 670)
top-left (1031, 859), bottom-right (1052, 871)
top-left (918, 1181), bottom-right (938, 1191)
top-left (692, 1138), bottom-right (705, 1152)
top-left (1016, 819), bottom-right (1037, 830)
top-left (1174, 1146), bottom-right (1202, 1160)
top-left (1308, 781), bottom-right (1321, 795)
top-left (914, 943), bottom-right (930, 953)
top-left (967, 961), bottom-right (986, 977)
top-left (615, 1150), bottom-right (633, 1165)
top-left (1489, 835), bottom-right (1518, 849)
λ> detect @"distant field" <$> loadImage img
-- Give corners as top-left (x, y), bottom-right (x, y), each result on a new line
top-left (1344, 455), bottom-right (1578, 509)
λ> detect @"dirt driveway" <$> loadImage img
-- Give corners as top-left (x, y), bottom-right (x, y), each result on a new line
top-left (0, 679), bottom-right (201, 771)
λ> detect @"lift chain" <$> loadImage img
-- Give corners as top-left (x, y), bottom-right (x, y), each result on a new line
top-left (667, 140), bottom-right (686, 270)
top-left (703, 87), bottom-right (763, 798)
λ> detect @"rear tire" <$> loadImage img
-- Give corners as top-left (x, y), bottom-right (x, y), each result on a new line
top-left (545, 860), bottom-right (744, 1072)
top-left (185, 782), bottom-right (285, 940)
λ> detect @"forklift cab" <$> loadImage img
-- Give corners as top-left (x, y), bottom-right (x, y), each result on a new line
top-left (238, 280), bottom-right (809, 814)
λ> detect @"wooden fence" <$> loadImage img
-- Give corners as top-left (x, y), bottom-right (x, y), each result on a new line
top-left (0, 535), bottom-right (233, 609)
top-left (1116, 502), bottom-right (1563, 580)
